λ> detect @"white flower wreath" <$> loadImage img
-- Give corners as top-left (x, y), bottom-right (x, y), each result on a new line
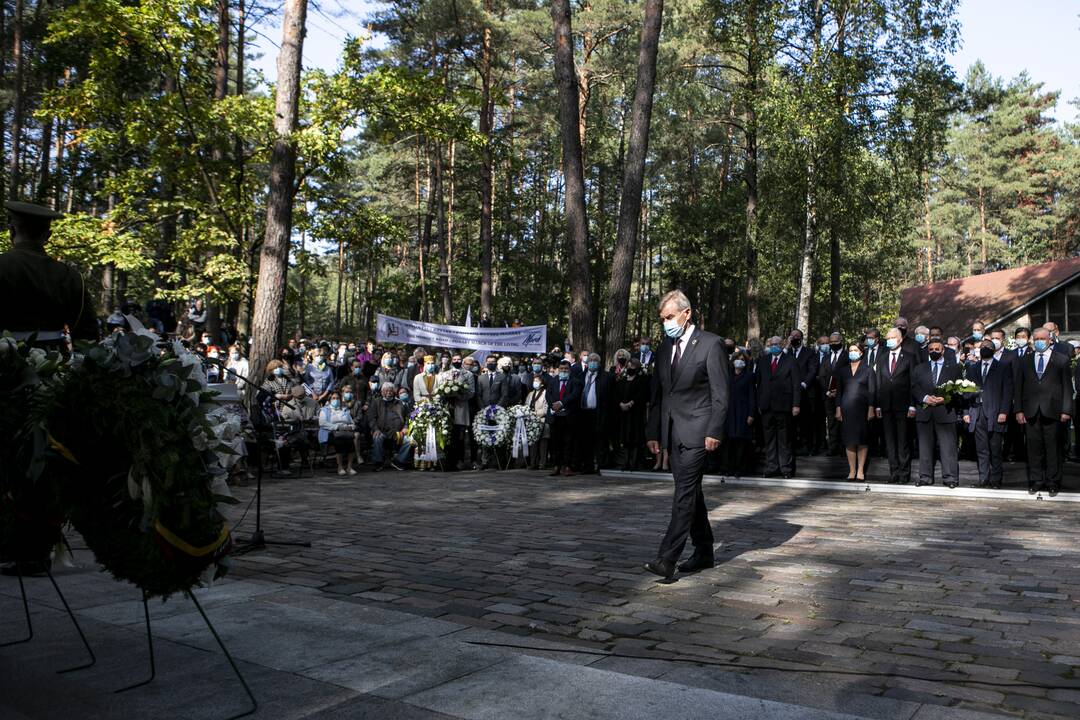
top-left (472, 404), bottom-right (512, 447)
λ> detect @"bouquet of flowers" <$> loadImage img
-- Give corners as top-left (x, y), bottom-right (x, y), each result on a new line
top-left (507, 404), bottom-right (543, 459)
top-left (926, 378), bottom-right (979, 408)
top-left (472, 405), bottom-right (512, 448)
top-left (407, 399), bottom-right (451, 462)
top-left (47, 325), bottom-right (237, 598)
top-left (434, 373), bottom-right (468, 401)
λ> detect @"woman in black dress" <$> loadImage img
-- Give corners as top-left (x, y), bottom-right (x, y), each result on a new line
top-left (835, 343), bottom-right (876, 481)
top-left (724, 350), bottom-right (757, 477)
top-left (614, 358), bottom-right (650, 470)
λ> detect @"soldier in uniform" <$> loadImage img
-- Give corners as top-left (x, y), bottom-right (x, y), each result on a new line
top-left (0, 201), bottom-right (99, 346)
top-left (0, 201), bottom-right (98, 576)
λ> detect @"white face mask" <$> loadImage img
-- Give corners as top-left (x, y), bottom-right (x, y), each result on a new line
top-left (533, 380), bottom-right (542, 389)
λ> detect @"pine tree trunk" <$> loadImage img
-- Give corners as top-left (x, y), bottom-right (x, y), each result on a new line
top-left (433, 142), bottom-right (453, 323)
top-left (604, 0), bottom-right (663, 363)
top-left (9, 0), bottom-right (25, 198)
top-left (479, 0), bottom-right (495, 320)
top-left (206, 0), bottom-right (230, 343)
top-left (249, 0), bottom-right (307, 399)
top-left (552, 0), bottom-right (595, 352)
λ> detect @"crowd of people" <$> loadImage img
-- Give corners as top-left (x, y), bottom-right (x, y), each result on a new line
top-left (101, 296), bottom-right (1080, 495)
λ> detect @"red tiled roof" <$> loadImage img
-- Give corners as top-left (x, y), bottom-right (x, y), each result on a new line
top-left (899, 256), bottom-right (1080, 335)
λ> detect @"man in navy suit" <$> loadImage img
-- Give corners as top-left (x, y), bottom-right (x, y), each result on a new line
top-left (644, 290), bottom-right (729, 581)
top-left (874, 327), bottom-right (916, 484)
top-left (1015, 327), bottom-right (1073, 495)
top-left (545, 359), bottom-right (582, 477)
top-left (963, 339), bottom-right (1014, 489)
top-left (756, 335), bottom-right (802, 478)
top-left (911, 337), bottom-right (962, 488)
top-left (787, 329), bottom-right (819, 456)
top-left (818, 332), bottom-right (847, 456)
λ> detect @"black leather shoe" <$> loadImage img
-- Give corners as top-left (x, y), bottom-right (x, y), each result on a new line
top-left (644, 559), bottom-right (675, 580)
top-left (946, 481), bottom-right (958, 489)
top-left (1028, 486), bottom-right (1038, 495)
top-left (678, 554), bottom-right (715, 573)
top-left (1049, 487), bottom-right (1060, 497)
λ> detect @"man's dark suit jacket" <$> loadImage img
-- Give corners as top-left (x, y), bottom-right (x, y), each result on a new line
top-left (911, 358), bottom-right (962, 424)
top-left (817, 348), bottom-right (848, 396)
top-left (645, 328), bottom-right (729, 450)
top-left (1013, 351), bottom-right (1073, 419)
top-left (874, 348), bottom-right (916, 412)
top-left (544, 374), bottom-right (582, 419)
top-left (966, 357), bottom-right (1013, 432)
top-left (477, 370), bottom-right (511, 408)
top-left (754, 352), bottom-right (801, 414)
top-left (788, 345), bottom-right (819, 391)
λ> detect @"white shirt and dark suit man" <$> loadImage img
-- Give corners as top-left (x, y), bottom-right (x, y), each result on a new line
top-left (1014, 331), bottom-right (1073, 495)
top-left (911, 340), bottom-right (962, 487)
top-left (755, 339), bottom-right (801, 478)
top-left (645, 292), bottom-right (728, 581)
top-left (873, 330), bottom-right (916, 484)
top-left (963, 342), bottom-right (1013, 489)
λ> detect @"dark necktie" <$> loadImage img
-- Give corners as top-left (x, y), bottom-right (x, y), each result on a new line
top-left (932, 362), bottom-right (940, 385)
top-left (559, 380), bottom-right (566, 400)
top-left (771, 356), bottom-right (778, 375)
top-left (889, 353), bottom-right (897, 375)
top-left (672, 339), bottom-right (683, 375)
top-left (1037, 353), bottom-right (1045, 378)
top-left (982, 361), bottom-right (989, 383)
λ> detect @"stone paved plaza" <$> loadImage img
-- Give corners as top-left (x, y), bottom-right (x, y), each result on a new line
top-left (3, 468), bottom-right (1080, 719)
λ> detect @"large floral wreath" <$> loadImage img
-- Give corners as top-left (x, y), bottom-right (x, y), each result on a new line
top-left (0, 338), bottom-right (68, 565)
top-left (407, 398), bottom-right (451, 452)
top-left (472, 404), bottom-right (512, 448)
top-left (0, 322), bottom-right (238, 599)
top-left (507, 405), bottom-right (543, 458)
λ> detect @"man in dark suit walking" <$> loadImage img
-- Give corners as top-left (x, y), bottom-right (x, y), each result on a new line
top-left (1015, 328), bottom-right (1073, 495)
top-left (756, 336), bottom-right (802, 478)
top-left (644, 290), bottom-right (729, 581)
top-left (911, 337), bottom-right (962, 487)
top-left (874, 328), bottom-right (916, 484)
top-left (787, 329), bottom-right (819, 455)
top-left (963, 339), bottom-right (1013, 489)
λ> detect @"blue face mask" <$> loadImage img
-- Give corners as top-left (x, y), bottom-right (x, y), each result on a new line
top-left (369, 381), bottom-right (379, 390)
top-left (274, 368), bottom-right (285, 377)
top-left (865, 337), bottom-right (877, 348)
top-left (848, 351), bottom-right (862, 362)
top-left (663, 315), bottom-right (687, 338)
top-left (640, 344), bottom-right (650, 353)
top-left (767, 345), bottom-right (782, 355)
top-left (352, 367), bottom-right (361, 376)
top-left (1034, 339), bottom-right (1049, 352)
top-left (588, 361), bottom-right (599, 371)
top-left (972, 331), bottom-right (984, 341)
top-left (819, 344), bottom-right (829, 353)
top-left (330, 399), bottom-right (340, 409)
top-left (733, 359), bottom-right (746, 369)
top-left (885, 338), bottom-right (899, 350)
top-left (425, 364), bottom-right (436, 374)
top-left (532, 363), bottom-right (543, 373)
top-left (558, 371), bottom-right (570, 380)
top-left (915, 333), bottom-right (927, 344)
top-left (343, 393), bottom-right (353, 401)
top-left (399, 394), bottom-right (409, 403)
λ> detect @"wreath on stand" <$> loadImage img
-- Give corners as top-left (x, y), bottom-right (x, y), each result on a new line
top-left (472, 405), bottom-right (512, 448)
top-left (407, 399), bottom-right (450, 466)
top-left (44, 330), bottom-right (238, 599)
top-left (507, 405), bottom-right (543, 460)
top-left (0, 337), bottom-right (68, 565)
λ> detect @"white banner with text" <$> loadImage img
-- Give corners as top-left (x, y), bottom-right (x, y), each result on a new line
top-left (375, 314), bottom-right (547, 353)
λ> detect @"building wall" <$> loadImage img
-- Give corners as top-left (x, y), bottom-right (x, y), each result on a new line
top-left (991, 277), bottom-right (1080, 340)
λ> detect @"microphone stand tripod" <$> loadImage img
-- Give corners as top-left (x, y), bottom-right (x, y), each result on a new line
top-left (202, 357), bottom-right (311, 555)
